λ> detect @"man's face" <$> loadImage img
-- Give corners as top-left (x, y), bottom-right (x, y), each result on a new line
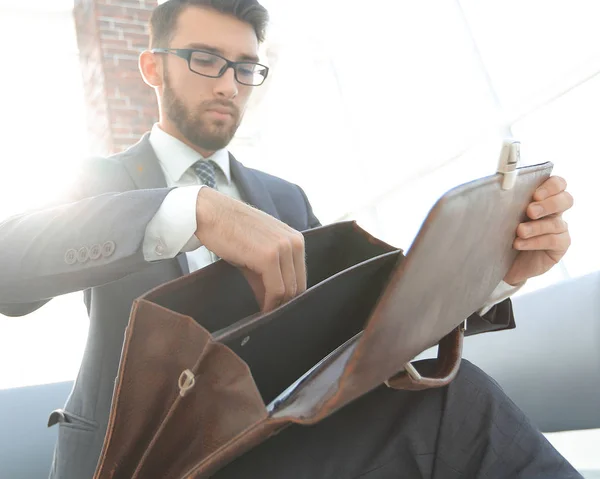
top-left (160, 7), bottom-right (260, 152)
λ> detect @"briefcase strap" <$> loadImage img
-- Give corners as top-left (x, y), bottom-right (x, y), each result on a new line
top-left (384, 323), bottom-right (465, 391)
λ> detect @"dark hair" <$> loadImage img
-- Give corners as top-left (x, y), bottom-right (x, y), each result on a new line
top-left (149, 0), bottom-right (269, 49)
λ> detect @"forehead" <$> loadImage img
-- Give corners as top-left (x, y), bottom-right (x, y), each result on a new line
top-left (171, 6), bottom-right (259, 59)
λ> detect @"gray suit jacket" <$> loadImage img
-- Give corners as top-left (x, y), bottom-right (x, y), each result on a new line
top-left (0, 134), bottom-right (319, 479)
top-left (0, 134), bottom-right (513, 479)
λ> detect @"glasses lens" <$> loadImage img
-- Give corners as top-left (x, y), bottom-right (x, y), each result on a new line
top-left (235, 63), bottom-right (268, 86)
top-left (189, 51), bottom-right (227, 77)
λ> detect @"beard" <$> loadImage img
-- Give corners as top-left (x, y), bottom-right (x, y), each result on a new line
top-left (162, 76), bottom-right (242, 152)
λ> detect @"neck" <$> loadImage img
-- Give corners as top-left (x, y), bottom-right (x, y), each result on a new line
top-left (157, 120), bottom-right (215, 158)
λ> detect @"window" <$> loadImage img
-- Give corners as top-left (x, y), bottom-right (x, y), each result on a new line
top-left (238, 0), bottom-right (599, 295)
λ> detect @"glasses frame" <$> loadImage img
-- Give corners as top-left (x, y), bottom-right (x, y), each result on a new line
top-left (151, 48), bottom-right (269, 86)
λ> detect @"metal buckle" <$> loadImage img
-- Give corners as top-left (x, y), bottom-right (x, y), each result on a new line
top-left (178, 369), bottom-right (196, 398)
top-left (497, 139), bottom-right (521, 190)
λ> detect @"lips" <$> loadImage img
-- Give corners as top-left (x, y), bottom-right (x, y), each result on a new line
top-left (208, 108), bottom-right (233, 115)
top-left (206, 105), bottom-right (236, 116)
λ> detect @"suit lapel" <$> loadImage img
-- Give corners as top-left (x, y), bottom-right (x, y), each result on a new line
top-left (229, 153), bottom-right (280, 219)
top-left (121, 133), bottom-right (190, 275)
top-left (121, 133), bottom-right (168, 190)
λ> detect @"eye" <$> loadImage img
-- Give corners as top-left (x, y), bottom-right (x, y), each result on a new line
top-left (189, 51), bottom-right (222, 72)
top-left (237, 65), bottom-right (256, 77)
top-left (193, 57), bottom-right (217, 67)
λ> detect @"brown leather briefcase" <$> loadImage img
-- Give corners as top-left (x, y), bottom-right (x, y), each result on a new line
top-left (94, 160), bottom-right (553, 479)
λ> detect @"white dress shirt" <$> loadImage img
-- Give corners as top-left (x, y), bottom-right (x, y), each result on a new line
top-left (142, 124), bottom-right (522, 314)
top-left (144, 123), bottom-right (243, 272)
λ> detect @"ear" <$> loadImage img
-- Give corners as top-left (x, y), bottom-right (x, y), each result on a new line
top-left (139, 50), bottom-right (163, 88)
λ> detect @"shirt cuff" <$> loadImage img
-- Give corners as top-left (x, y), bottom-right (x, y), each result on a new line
top-left (143, 186), bottom-right (204, 262)
top-left (477, 280), bottom-right (526, 316)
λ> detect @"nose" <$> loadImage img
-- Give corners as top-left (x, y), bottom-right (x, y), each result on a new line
top-left (213, 66), bottom-right (238, 99)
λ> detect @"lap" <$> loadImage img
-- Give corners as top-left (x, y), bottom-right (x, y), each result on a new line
top-left (434, 360), bottom-right (579, 478)
top-left (213, 360), bottom-right (580, 479)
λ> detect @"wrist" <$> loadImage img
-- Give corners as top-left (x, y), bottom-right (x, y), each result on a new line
top-left (194, 186), bottom-right (215, 241)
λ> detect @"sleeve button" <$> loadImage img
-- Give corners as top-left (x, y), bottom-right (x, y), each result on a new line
top-left (64, 249), bottom-right (77, 265)
top-left (102, 241), bottom-right (116, 258)
top-left (89, 244), bottom-right (102, 260)
top-left (77, 247), bottom-right (90, 263)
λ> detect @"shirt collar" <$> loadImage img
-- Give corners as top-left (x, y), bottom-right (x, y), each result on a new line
top-left (149, 123), bottom-right (231, 184)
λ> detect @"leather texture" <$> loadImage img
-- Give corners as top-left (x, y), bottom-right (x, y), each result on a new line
top-left (94, 162), bottom-right (553, 479)
top-left (385, 324), bottom-right (465, 391)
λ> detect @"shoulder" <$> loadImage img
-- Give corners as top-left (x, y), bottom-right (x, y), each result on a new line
top-left (76, 135), bottom-right (153, 192)
top-left (76, 154), bottom-right (133, 194)
top-left (78, 154), bottom-right (126, 176)
top-left (230, 155), bottom-right (317, 225)
top-left (250, 167), bottom-right (303, 195)
top-left (243, 165), bottom-right (320, 230)
top-left (67, 142), bottom-right (144, 201)
top-left (79, 134), bottom-right (149, 175)
top-left (246, 166), bottom-right (309, 209)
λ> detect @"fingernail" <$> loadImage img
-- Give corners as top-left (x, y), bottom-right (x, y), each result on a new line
top-left (530, 205), bottom-right (544, 218)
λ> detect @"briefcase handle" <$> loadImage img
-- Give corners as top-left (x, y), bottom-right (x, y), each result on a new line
top-left (384, 323), bottom-right (465, 391)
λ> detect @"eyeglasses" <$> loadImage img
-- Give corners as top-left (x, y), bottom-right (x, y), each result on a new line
top-left (151, 48), bottom-right (269, 87)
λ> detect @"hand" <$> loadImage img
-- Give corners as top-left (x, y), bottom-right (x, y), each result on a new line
top-left (194, 187), bottom-right (306, 312)
top-left (504, 176), bottom-right (574, 286)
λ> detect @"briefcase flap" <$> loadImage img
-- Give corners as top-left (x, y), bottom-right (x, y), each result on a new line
top-left (331, 161), bottom-right (554, 405)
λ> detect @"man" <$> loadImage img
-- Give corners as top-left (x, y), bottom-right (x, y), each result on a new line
top-left (0, 0), bottom-right (576, 478)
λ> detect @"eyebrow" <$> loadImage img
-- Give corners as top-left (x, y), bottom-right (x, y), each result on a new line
top-left (184, 43), bottom-right (260, 63)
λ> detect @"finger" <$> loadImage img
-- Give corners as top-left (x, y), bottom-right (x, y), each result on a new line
top-left (533, 176), bottom-right (567, 201)
top-left (291, 232), bottom-right (307, 294)
top-left (261, 249), bottom-right (287, 312)
top-left (241, 269), bottom-right (266, 311)
top-left (272, 225), bottom-right (306, 295)
top-left (514, 232), bottom-right (571, 252)
top-left (278, 237), bottom-right (298, 303)
top-left (527, 191), bottom-right (574, 219)
top-left (516, 216), bottom-right (568, 239)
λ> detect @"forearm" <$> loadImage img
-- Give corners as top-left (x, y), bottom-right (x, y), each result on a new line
top-left (0, 188), bottom-right (172, 304)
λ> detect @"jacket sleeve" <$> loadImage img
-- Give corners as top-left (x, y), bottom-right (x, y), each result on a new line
top-left (0, 157), bottom-right (173, 315)
top-left (465, 298), bottom-right (515, 336)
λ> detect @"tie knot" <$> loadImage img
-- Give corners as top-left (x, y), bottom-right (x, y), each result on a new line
top-left (193, 159), bottom-right (217, 189)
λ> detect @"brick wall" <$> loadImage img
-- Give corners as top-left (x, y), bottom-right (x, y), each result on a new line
top-left (73, 0), bottom-right (159, 156)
